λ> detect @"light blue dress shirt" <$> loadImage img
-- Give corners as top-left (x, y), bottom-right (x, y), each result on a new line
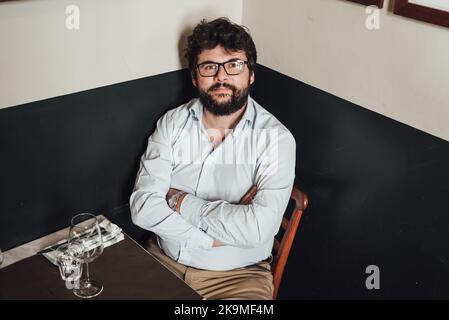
top-left (130, 96), bottom-right (296, 271)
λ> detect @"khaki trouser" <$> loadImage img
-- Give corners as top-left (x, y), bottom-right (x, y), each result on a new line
top-left (145, 237), bottom-right (274, 300)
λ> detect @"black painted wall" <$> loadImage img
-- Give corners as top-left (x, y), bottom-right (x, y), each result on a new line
top-left (0, 69), bottom-right (195, 250)
top-left (252, 65), bottom-right (449, 299)
top-left (1, 65), bottom-right (448, 299)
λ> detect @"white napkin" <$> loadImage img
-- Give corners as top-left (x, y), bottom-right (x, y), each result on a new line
top-left (43, 219), bottom-right (124, 265)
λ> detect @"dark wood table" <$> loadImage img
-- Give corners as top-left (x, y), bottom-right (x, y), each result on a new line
top-left (0, 234), bottom-right (202, 300)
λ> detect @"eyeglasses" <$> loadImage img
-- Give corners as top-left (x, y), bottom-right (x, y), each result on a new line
top-left (196, 59), bottom-right (248, 77)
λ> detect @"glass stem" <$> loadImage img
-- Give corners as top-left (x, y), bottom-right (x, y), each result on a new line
top-left (85, 262), bottom-right (90, 282)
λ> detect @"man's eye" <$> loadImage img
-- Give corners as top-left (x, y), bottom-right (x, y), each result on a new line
top-left (204, 64), bottom-right (216, 70)
top-left (228, 62), bottom-right (241, 69)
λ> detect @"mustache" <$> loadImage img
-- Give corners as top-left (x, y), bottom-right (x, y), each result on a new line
top-left (208, 83), bottom-right (237, 93)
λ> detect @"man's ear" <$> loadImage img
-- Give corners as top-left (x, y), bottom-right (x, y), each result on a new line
top-left (192, 75), bottom-right (198, 87)
top-left (250, 72), bottom-right (255, 85)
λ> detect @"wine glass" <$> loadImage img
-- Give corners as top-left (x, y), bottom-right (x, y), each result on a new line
top-left (68, 213), bottom-right (104, 298)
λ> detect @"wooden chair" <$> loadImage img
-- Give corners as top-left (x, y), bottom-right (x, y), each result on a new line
top-left (271, 186), bottom-right (308, 299)
top-left (239, 185), bottom-right (309, 299)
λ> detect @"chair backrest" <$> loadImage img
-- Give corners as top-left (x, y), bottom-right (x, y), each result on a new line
top-left (272, 186), bottom-right (309, 299)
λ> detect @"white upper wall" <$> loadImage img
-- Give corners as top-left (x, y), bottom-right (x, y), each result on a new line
top-left (243, 0), bottom-right (449, 142)
top-left (3, 0), bottom-right (448, 142)
top-left (0, 0), bottom-right (242, 109)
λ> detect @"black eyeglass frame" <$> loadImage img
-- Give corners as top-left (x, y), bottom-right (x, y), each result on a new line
top-left (196, 59), bottom-right (248, 77)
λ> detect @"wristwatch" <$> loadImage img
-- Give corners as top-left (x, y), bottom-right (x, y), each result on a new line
top-left (168, 191), bottom-right (184, 211)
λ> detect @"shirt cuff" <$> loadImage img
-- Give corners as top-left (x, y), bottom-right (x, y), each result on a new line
top-left (179, 194), bottom-right (208, 227)
top-left (187, 227), bottom-right (214, 249)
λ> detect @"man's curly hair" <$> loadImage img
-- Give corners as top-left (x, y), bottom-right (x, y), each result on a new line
top-left (185, 17), bottom-right (257, 78)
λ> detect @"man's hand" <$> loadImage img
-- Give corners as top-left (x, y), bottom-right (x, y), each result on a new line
top-left (212, 239), bottom-right (224, 247)
top-left (239, 185), bottom-right (257, 205)
top-left (166, 188), bottom-right (181, 200)
top-left (167, 185), bottom-right (257, 248)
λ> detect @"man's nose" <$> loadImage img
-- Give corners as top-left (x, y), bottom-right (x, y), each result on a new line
top-left (214, 64), bottom-right (229, 82)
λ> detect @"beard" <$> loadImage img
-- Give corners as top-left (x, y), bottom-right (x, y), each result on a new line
top-left (198, 80), bottom-right (251, 116)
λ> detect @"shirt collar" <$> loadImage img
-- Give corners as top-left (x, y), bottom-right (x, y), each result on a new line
top-left (189, 99), bottom-right (203, 121)
top-left (241, 96), bottom-right (255, 128)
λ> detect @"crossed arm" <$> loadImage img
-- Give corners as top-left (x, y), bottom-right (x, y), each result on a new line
top-left (166, 186), bottom-right (258, 247)
top-left (130, 113), bottom-right (296, 250)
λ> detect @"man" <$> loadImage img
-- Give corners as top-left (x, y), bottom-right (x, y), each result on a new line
top-left (130, 18), bottom-right (296, 300)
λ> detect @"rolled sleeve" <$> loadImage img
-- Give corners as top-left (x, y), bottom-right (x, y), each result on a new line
top-left (179, 194), bottom-right (208, 227)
